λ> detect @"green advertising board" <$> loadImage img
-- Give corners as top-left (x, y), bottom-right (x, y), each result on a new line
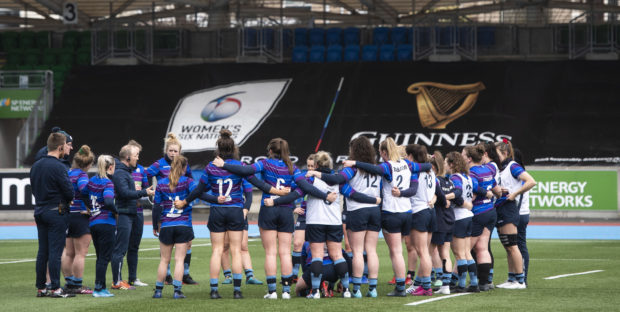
top-left (0, 89), bottom-right (42, 118)
top-left (528, 170), bottom-right (618, 211)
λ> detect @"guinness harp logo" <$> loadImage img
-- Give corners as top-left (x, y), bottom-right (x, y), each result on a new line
top-left (407, 82), bottom-right (485, 129)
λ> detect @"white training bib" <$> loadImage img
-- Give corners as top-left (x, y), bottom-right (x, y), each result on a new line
top-left (410, 170), bottom-right (436, 213)
top-left (381, 159), bottom-right (412, 213)
top-left (499, 161), bottom-right (523, 196)
top-left (306, 177), bottom-right (342, 225)
top-left (345, 170), bottom-right (381, 212)
top-left (454, 173), bottom-right (474, 220)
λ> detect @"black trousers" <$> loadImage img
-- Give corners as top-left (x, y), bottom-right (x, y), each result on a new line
top-left (91, 224), bottom-right (116, 290)
top-left (35, 209), bottom-right (68, 290)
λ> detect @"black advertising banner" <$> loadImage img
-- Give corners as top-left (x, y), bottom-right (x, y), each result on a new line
top-left (0, 171), bottom-right (34, 210)
top-left (27, 61), bottom-right (620, 170)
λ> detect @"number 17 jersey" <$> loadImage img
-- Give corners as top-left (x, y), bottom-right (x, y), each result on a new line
top-left (201, 159), bottom-right (246, 208)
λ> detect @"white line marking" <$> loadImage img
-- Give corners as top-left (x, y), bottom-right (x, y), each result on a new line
top-left (534, 259), bottom-right (612, 261)
top-left (0, 239), bottom-right (258, 264)
top-left (405, 293), bottom-right (472, 306)
top-left (544, 270), bottom-right (604, 280)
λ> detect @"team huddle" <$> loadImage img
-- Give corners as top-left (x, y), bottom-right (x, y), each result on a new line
top-left (30, 127), bottom-right (536, 300)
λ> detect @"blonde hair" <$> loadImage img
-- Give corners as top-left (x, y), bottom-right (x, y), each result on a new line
top-left (397, 145), bottom-right (407, 158)
top-left (119, 144), bottom-right (138, 162)
top-left (127, 139), bottom-right (142, 151)
top-left (72, 145), bottom-right (95, 170)
top-left (313, 151), bottom-right (333, 170)
top-left (380, 137), bottom-right (400, 162)
top-left (169, 155), bottom-right (188, 191)
top-left (97, 155), bottom-right (115, 179)
top-left (164, 133), bottom-right (182, 155)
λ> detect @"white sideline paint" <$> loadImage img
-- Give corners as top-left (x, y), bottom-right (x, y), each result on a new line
top-left (544, 270), bottom-right (604, 280)
top-left (405, 293), bottom-right (472, 306)
top-left (0, 240), bottom-right (257, 265)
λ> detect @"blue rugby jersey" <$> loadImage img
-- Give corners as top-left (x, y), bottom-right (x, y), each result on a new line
top-left (132, 164), bottom-right (149, 213)
top-left (494, 161), bottom-right (525, 207)
top-left (200, 159), bottom-right (247, 208)
top-left (469, 164), bottom-right (497, 215)
top-left (88, 176), bottom-right (116, 226)
top-left (68, 168), bottom-right (89, 213)
top-left (251, 158), bottom-right (303, 208)
top-left (301, 241), bottom-right (333, 269)
top-left (154, 176), bottom-right (196, 228)
top-left (146, 157), bottom-right (192, 181)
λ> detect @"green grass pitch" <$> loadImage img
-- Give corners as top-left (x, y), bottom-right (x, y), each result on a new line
top-left (1, 239), bottom-right (619, 311)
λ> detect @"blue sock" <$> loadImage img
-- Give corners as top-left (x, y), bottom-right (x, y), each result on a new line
top-left (434, 268), bottom-right (443, 282)
top-left (184, 263), bottom-right (190, 275)
top-left (442, 272), bottom-right (452, 285)
top-left (396, 277), bottom-right (406, 291)
top-left (245, 269), bottom-right (254, 279)
top-left (508, 272), bottom-right (516, 282)
top-left (414, 275), bottom-right (422, 286)
top-left (467, 259), bottom-right (478, 286)
top-left (311, 258), bottom-right (323, 290)
top-left (451, 272), bottom-right (459, 286)
top-left (369, 278), bottom-right (378, 291)
top-left (73, 277), bottom-right (83, 287)
top-left (488, 268), bottom-right (494, 283)
top-left (282, 274), bottom-right (292, 293)
top-left (457, 259), bottom-right (468, 288)
top-left (292, 251), bottom-right (302, 276)
top-left (65, 276), bottom-right (75, 286)
top-left (210, 278), bottom-right (218, 292)
top-left (173, 279), bottom-right (182, 292)
top-left (267, 275), bottom-right (277, 293)
top-left (515, 273), bottom-right (525, 284)
top-left (233, 273), bottom-right (242, 291)
top-left (334, 258), bottom-right (349, 289)
top-left (155, 281), bottom-right (164, 290)
top-left (352, 276), bottom-right (362, 292)
top-left (422, 276), bottom-right (431, 290)
top-left (167, 265), bottom-right (171, 276)
top-left (223, 270), bottom-right (232, 278)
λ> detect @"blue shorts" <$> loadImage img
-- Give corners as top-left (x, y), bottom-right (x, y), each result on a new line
top-left (208, 206), bottom-right (245, 233)
top-left (453, 217), bottom-right (473, 238)
top-left (159, 226), bottom-right (194, 245)
top-left (496, 200), bottom-right (519, 228)
top-left (258, 205), bottom-right (295, 233)
top-left (67, 213), bottom-right (90, 238)
top-left (381, 212), bottom-right (412, 236)
top-left (295, 214), bottom-right (307, 231)
top-left (411, 208), bottom-right (437, 233)
top-left (347, 206), bottom-right (381, 232)
top-left (431, 231), bottom-right (453, 245)
top-left (305, 224), bottom-right (343, 243)
top-left (472, 209), bottom-right (497, 237)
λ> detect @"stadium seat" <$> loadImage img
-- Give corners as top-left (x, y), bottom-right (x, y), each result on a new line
top-left (391, 27), bottom-right (409, 45)
top-left (76, 48), bottom-right (90, 66)
top-left (262, 28), bottom-right (274, 49)
top-left (396, 44), bottom-right (413, 61)
top-left (35, 31), bottom-right (50, 49)
top-left (343, 27), bottom-right (360, 46)
top-left (6, 49), bottom-right (22, 66)
top-left (19, 31), bottom-right (36, 49)
top-left (373, 27), bottom-right (390, 45)
top-left (437, 27), bottom-right (453, 46)
top-left (326, 45), bottom-right (343, 62)
top-left (309, 45), bottom-right (325, 63)
top-left (23, 49), bottom-right (40, 67)
top-left (282, 28), bottom-right (292, 50)
top-left (244, 28), bottom-right (258, 48)
top-left (326, 27), bottom-right (342, 46)
top-left (379, 44), bottom-right (395, 62)
top-left (63, 31), bottom-right (79, 50)
top-left (416, 27), bottom-right (431, 47)
top-left (309, 28), bottom-right (325, 46)
top-left (1, 31), bottom-right (19, 52)
top-left (343, 45), bottom-right (359, 62)
top-left (294, 28), bottom-right (308, 47)
top-left (57, 49), bottom-right (75, 66)
top-left (292, 46), bottom-right (308, 63)
top-left (361, 44), bottom-right (378, 62)
top-left (78, 31), bottom-right (91, 50)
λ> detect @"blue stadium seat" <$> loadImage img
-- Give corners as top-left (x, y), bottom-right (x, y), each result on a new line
top-left (477, 26), bottom-right (496, 46)
top-left (361, 44), bottom-right (378, 62)
top-left (309, 28), bottom-right (325, 46)
top-left (343, 27), bottom-right (360, 46)
top-left (244, 28), bottom-right (258, 48)
top-left (309, 45), bottom-right (325, 63)
top-left (373, 27), bottom-right (390, 45)
top-left (391, 27), bottom-right (409, 45)
top-left (416, 27), bottom-right (431, 46)
top-left (326, 45), bottom-right (343, 62)
top-left (437, 27), bottom-right (453, 46)
top-left (326, 27), bottom-right (342, 46)
top-left (262, 28), bottom-right (274, 49)
top-left (379, 44), bottom-right (395, 62)
top-left (343, 45), bottom-right (359, 62)
top-left (292, 46), bottom-right (308, 63)
top-left (397, 44), bottom-right (412, 61)
top-left (282, 28), bottom-right (293, 50)
top-left (294, 28), bottom-right (308, 47)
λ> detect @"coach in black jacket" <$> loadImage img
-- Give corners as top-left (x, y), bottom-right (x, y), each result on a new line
top-left (109, 144), bottom-right (154, 288)
top-left (31, 133), bottom-right (74, 298)
top-left (34, 127), bottom-right (73, 169)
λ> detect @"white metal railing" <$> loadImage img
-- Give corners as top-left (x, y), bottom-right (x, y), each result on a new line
top-left (92, 26), bottom-right (154, 65)
top-left (569, 12), bottom-right (619, 59)
top-left (5, 70), bottom-right (54, 167)
top-left (238, 22), bottom-right (284, 63)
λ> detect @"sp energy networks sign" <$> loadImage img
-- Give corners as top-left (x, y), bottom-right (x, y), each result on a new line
top-left (167, 79), bottom-right (291, 152)
top-left (528, 169), bottom-right (618, 211)
top-left (0, 89), bottom-right (42, 119)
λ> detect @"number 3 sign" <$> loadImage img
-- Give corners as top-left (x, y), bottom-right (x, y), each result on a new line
top-left (63, 2), bottom-right (78, 24)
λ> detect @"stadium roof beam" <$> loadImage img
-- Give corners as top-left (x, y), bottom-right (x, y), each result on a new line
top-left (329, 0), bottom-right (359, 15)
top-left (359, 0), bottom-right (399, 24)
top-left (548, 0), bottom-right (620, 14)
top-left (105, 6), bottom-right (195, 25)
top-left (32, 0), bottom-right (91, 25)
top-left (11, 0), bottom-right (56, 20)
top-left (0, 14), bottom-right (62, 26)
top-left (111, 0), bottom-right (138, 18)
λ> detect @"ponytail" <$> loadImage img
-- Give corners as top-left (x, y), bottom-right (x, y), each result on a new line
top-left (97, 155), bottom-right (115, 179)
top-left (495, 139), bottom-right (514, 160)
top-left (169, 155), bottom-right (188, 191)
top-left (163, 132), bottom-right (182, 155)
top-left (267, 138), bottom-right (294, 175)
top-left (379, 137), bottom-right (400, 162)
top-left (72, 144), bottom-right (95, 170)
top-left (430, 151), bottom-right (444, 176)
top-left (405, 144), bottom-right (429, 163)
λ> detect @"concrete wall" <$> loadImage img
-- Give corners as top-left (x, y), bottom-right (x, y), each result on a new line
top-left (0, 119), bottom-right (23, 169)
